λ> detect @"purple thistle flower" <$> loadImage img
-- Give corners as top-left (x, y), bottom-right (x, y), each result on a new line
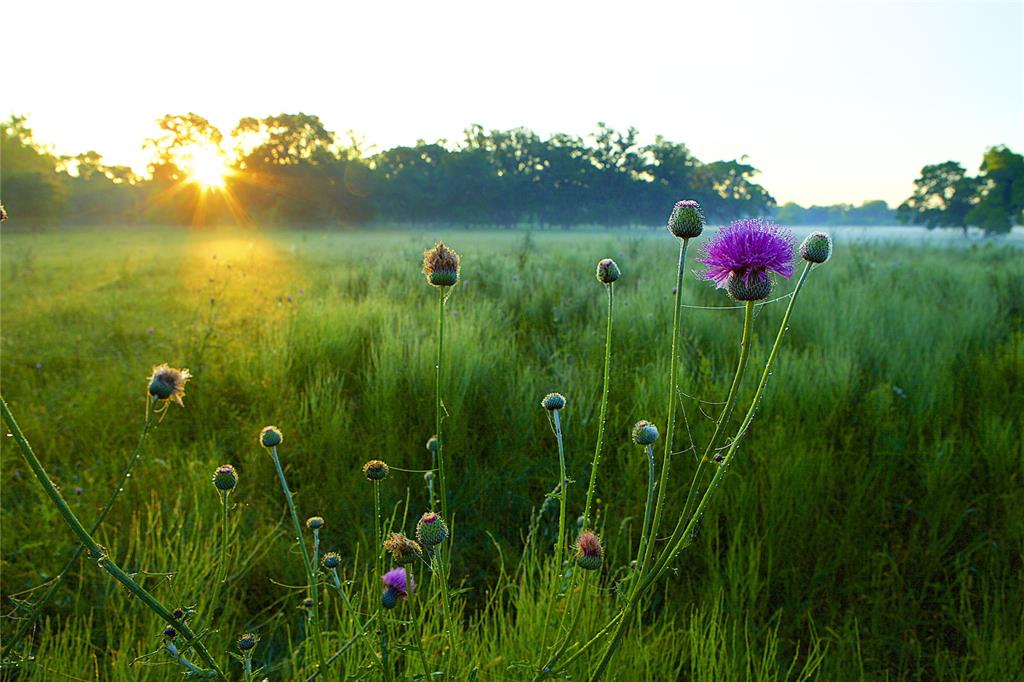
top-left (696, 219), bottom-right (796, 288)
top-left (381, 567), bottom-right (412, 598)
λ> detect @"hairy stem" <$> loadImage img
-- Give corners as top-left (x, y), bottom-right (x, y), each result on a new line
top-left (582, 282), bottom-right (614, 529)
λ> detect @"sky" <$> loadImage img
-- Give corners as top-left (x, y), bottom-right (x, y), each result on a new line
top-left (1, 0), bottom-right (1022, 206)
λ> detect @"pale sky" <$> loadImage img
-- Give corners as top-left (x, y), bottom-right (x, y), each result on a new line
top-left (1, 0), bottom-right (1022, 206)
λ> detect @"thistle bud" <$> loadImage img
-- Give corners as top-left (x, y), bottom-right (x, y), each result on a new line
top-left (237, 632), bottom-right (258, 652)
top-left (302, 597), bottom-right (314, 608)
top-left (422, 242), bottom-right (461, 287)
top-left (416, 512), bottom-right (449, 547)
top-left (575, 531), bottom-right (603, 571)
top-left (667, 200), bottom-right (705, 239)
top-left (381, 589), bottom-right (399, 609)
top-left (541, 392), bottom-right (566, 411)
top-left (306, 516), bottom-right (324, 530)
top-left (172, 608), bottom-right (185, 620)
top-left (163, 626), bottom-right (177, 639)
top-left (725, 272), bottom-right (773, 302)
top-left (799, 231), bottom-right (832, 264)
top-left (595, 258), bottom-right (621, 284)
top-left (384, 532), bottom-right (423, 564)
top-left (362, 460), bottom-right (390, 481)
top-left (381, 567), bottom-right (411, 608)
top-left (425, 435), bottom-right (439, 453)
top-left (212, 464), bottom-right (238, 492)
top-left (259, 426), bottom-right (283, 448)
top-left (631, 420), bottom-right (659, 446)
top-left (322, 551), bottom-right (341, 569)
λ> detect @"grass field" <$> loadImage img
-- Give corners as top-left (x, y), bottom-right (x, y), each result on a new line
top-left (1, 226), bottom-right (1022, 681)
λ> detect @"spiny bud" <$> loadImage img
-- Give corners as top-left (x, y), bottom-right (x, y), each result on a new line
top-left (212, 464), bottom-right (238, 491)
top-left (799, 231), bottom-right (832, 264)
top-left (259, 426), bottom-right (283, 448)
top-left (322, 551), bottom-right (341, 569)
top-left (384, 532), bottom-right (423, 564)
top-left (306, 516), bottom-right (324, 530)
top-left (237, 632), bottom-right (258, 652)
top-left (147, 364), bottom-right (191, 406)
top-left (667, 200), bottom-right (705, 239)
top-left (631, 420), bottom-right (659, 446)
top-left (381, 588), bottom-right (399, 609)
top-left (425, 435), bottom-right (439, 453)
top-left (575, 531), bottom-right (603, 571)
top-left (362, 460), bottom-right (389, 481)
top-left (725, 272), bottom-right (773, 302)
top-left (595, 258), bottom-right (621, 284)
top-left (302, 597), bottom-right (314, 608)
top-left (423, 242), bottom-right (461, 287)
top-left (541, 392), bottom-right (566, 411)
top-left (163, 626), bottom-right (177, 639)
top-left (416, 512), bottom-right (449, 547)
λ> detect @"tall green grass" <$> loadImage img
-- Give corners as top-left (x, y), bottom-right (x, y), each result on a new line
top-left (1, 227), bottom-right (1021, 680)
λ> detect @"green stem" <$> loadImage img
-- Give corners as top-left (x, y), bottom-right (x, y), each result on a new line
top-left (582, 282), bottom-right (614, 529)
top-left (327, 568), bottom-right (380, 676)
top-left (632, 443), bottom-right (657, 589)
top-left (243, 651), bottom-right (253, 682)
top-left (219, 491), bottom-right (230, 582)
top-left (3, 395), bottom-right (160, 653)
top-left (535, 571), bottom-right (592, 680)
top-left (635, 238), bottom-right (689, 579)
top-left (552, 609), bottom-right (624, 673)
top-left (641, 261), bottom-right (814, 592)
top-left (433, 546), bottom-right (459, 677)
top-left (536, 408), bottom-right (569, 669)
top-left (269, 447), bottom-right (327, 675)
top-left (0, 396), bottom-right (226, 680)
top-left (408, 565), bottom-right (434, 680)
top-left (435, 285), bottom-right (449, 527)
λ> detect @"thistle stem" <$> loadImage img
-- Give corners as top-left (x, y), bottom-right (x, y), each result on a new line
top-left (582, 282), bottom-right (614, 530)
top-left (0, 396), bottom-right (226, 681)
top-left (534, 571), bottom-right (592, 680)
top-left (552, 409), bottom-right (568, 576)
top-left (219, 490), bottom-right (230, 582)
top-left (432, 545), bottom-right (459, 677)
top-left (435, 285), bottom-right (449, 528)
top-left (269, 446), bottom-right (327, 675)
top-left (633, 443), bottom-right (657, 587)
top-left (3, 395), bottom-right (160, 653)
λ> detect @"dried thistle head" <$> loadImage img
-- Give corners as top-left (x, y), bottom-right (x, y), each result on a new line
top-left (147, 364), bottom-right (191, 406)
top-left (422, 242), bottom-right (460, 287)
top-left (384, 532), bottom-right (423, 564)
top-left (306, 516), bottom-right (325, 530)
top-left (362, 460), bottom-right (390, 481)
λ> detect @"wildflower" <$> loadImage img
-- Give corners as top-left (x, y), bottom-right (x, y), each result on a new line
top-left (74, 486), bottom-right (84, 495)
top-left (632, 420), bottom-right (659, 446)
top-left (147, 364), bottom-right (191, 406)
top-left (384, 532), bottom-right (423, 564)
top-left (416, 511), bottom-right (449, 547)
top-left (576, 530), bottom-right (603, 571)
top-left (322, 552), bottom-right (341, 569)
top-left (259, 426), bottom-right (283, 448)
top-left (306, 516), bottom-right (324, 530)
top-left (362, 460), bottom-right (389, 481)
top-left (163, 626), bottom-right (177, 639)
top-left (799, 231), bottom-right (833, 264)
top-left (595, 258), bottom-right (621, 284)
top-left (172, 608), bottom-right (186, 620)
top-left (541, 392), bottom-right (566, 411)
top-left (697, 218), bottom-right (795, 301)
top-left (423, 242), bottom-right (461, 287)
top-left (381, 567), bottom-right (412, 609)
top-left (212, 464), bottom-right (238, 492)
top-left (667, 200), bottom-right (705, 239)
top-left (237, 632), bottom-right (258, 652)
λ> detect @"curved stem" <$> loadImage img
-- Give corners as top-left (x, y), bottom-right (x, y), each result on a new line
top-left (435, 286), bottom-right (449, 526)
top-left (269, 447), bottom-right (327, 674)
top-left (0, 397), bottom-right (226, 680)
top-left (552, 409), bottom-right (568, 575)
top-left (633, 443), bottom-right (657, 589)
top-left (582, 282), bottom-right (614, 529)
top-left (3, 395), bottom-right (160, 653)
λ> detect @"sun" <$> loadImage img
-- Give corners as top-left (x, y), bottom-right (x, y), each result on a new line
top-left (179, 144), bottom-right (229, 189)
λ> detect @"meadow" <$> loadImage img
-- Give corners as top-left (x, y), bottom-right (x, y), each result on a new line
top-left (0, 225), bottom-right (1021, 681)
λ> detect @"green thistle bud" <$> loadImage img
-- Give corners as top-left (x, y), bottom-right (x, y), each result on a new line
top-left (595, 258), bottom-right (621, 284)
top-left (163, 626), bottom-right (177, 639)
top-left (575, 530), bottom-right (603, 571)
top-left (322, 551), bottom-right (341, 569)
top-left (416, 512), bottom-right (449, 547)
top-left (237, 632), bottom-right (258, 652)
top-left (306, 516), bottom-right (324, 530)
top-left (381, 589), bottom-right (399, 609)
top-left (259, 426), bottom-right (283, 448)
top-left (725, 272), bottom-right (773, 302)
top-left (302, 597), bottom-right (314, 608)
top-left (425, 435), bottom-right (439, 453)
top-left (667, 200), bottom-right (705, 239)
top-left (212, 464), bottom-right (238, 492)
top-left (362, 460), bottom-right (389, 481)
top-left (799, 231), bottom-right (832, 264)
top-left (541, 392), bottom-right (566, 411)
top-left (422, 242), bottom-right (461, 287)
top-left (631, 420), bottom-right (659, 446)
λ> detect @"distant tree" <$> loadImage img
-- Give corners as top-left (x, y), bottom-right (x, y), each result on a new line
top-left (966, 145), bottom-right (1024, 235)
top-left (897, 161), bottom-right (980, 236)
top-left (0, 116), bottom-right (66, 226)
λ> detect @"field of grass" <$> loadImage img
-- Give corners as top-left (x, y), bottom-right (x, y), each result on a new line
top-left (1, 226), bottom-right (1022, 681)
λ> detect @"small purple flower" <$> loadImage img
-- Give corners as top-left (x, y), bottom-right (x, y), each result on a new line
top-left (74, 486), bottom-right (84, 495)
top-left (696, 219), bottom-right (795, 288)
top-left (147, 327), bottom-right (155, 335)
top-left (382, 567), bottom-right (412, 598)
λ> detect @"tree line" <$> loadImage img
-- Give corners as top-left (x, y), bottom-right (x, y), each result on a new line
top-left (1, 113), bottom-right (1021, 234)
